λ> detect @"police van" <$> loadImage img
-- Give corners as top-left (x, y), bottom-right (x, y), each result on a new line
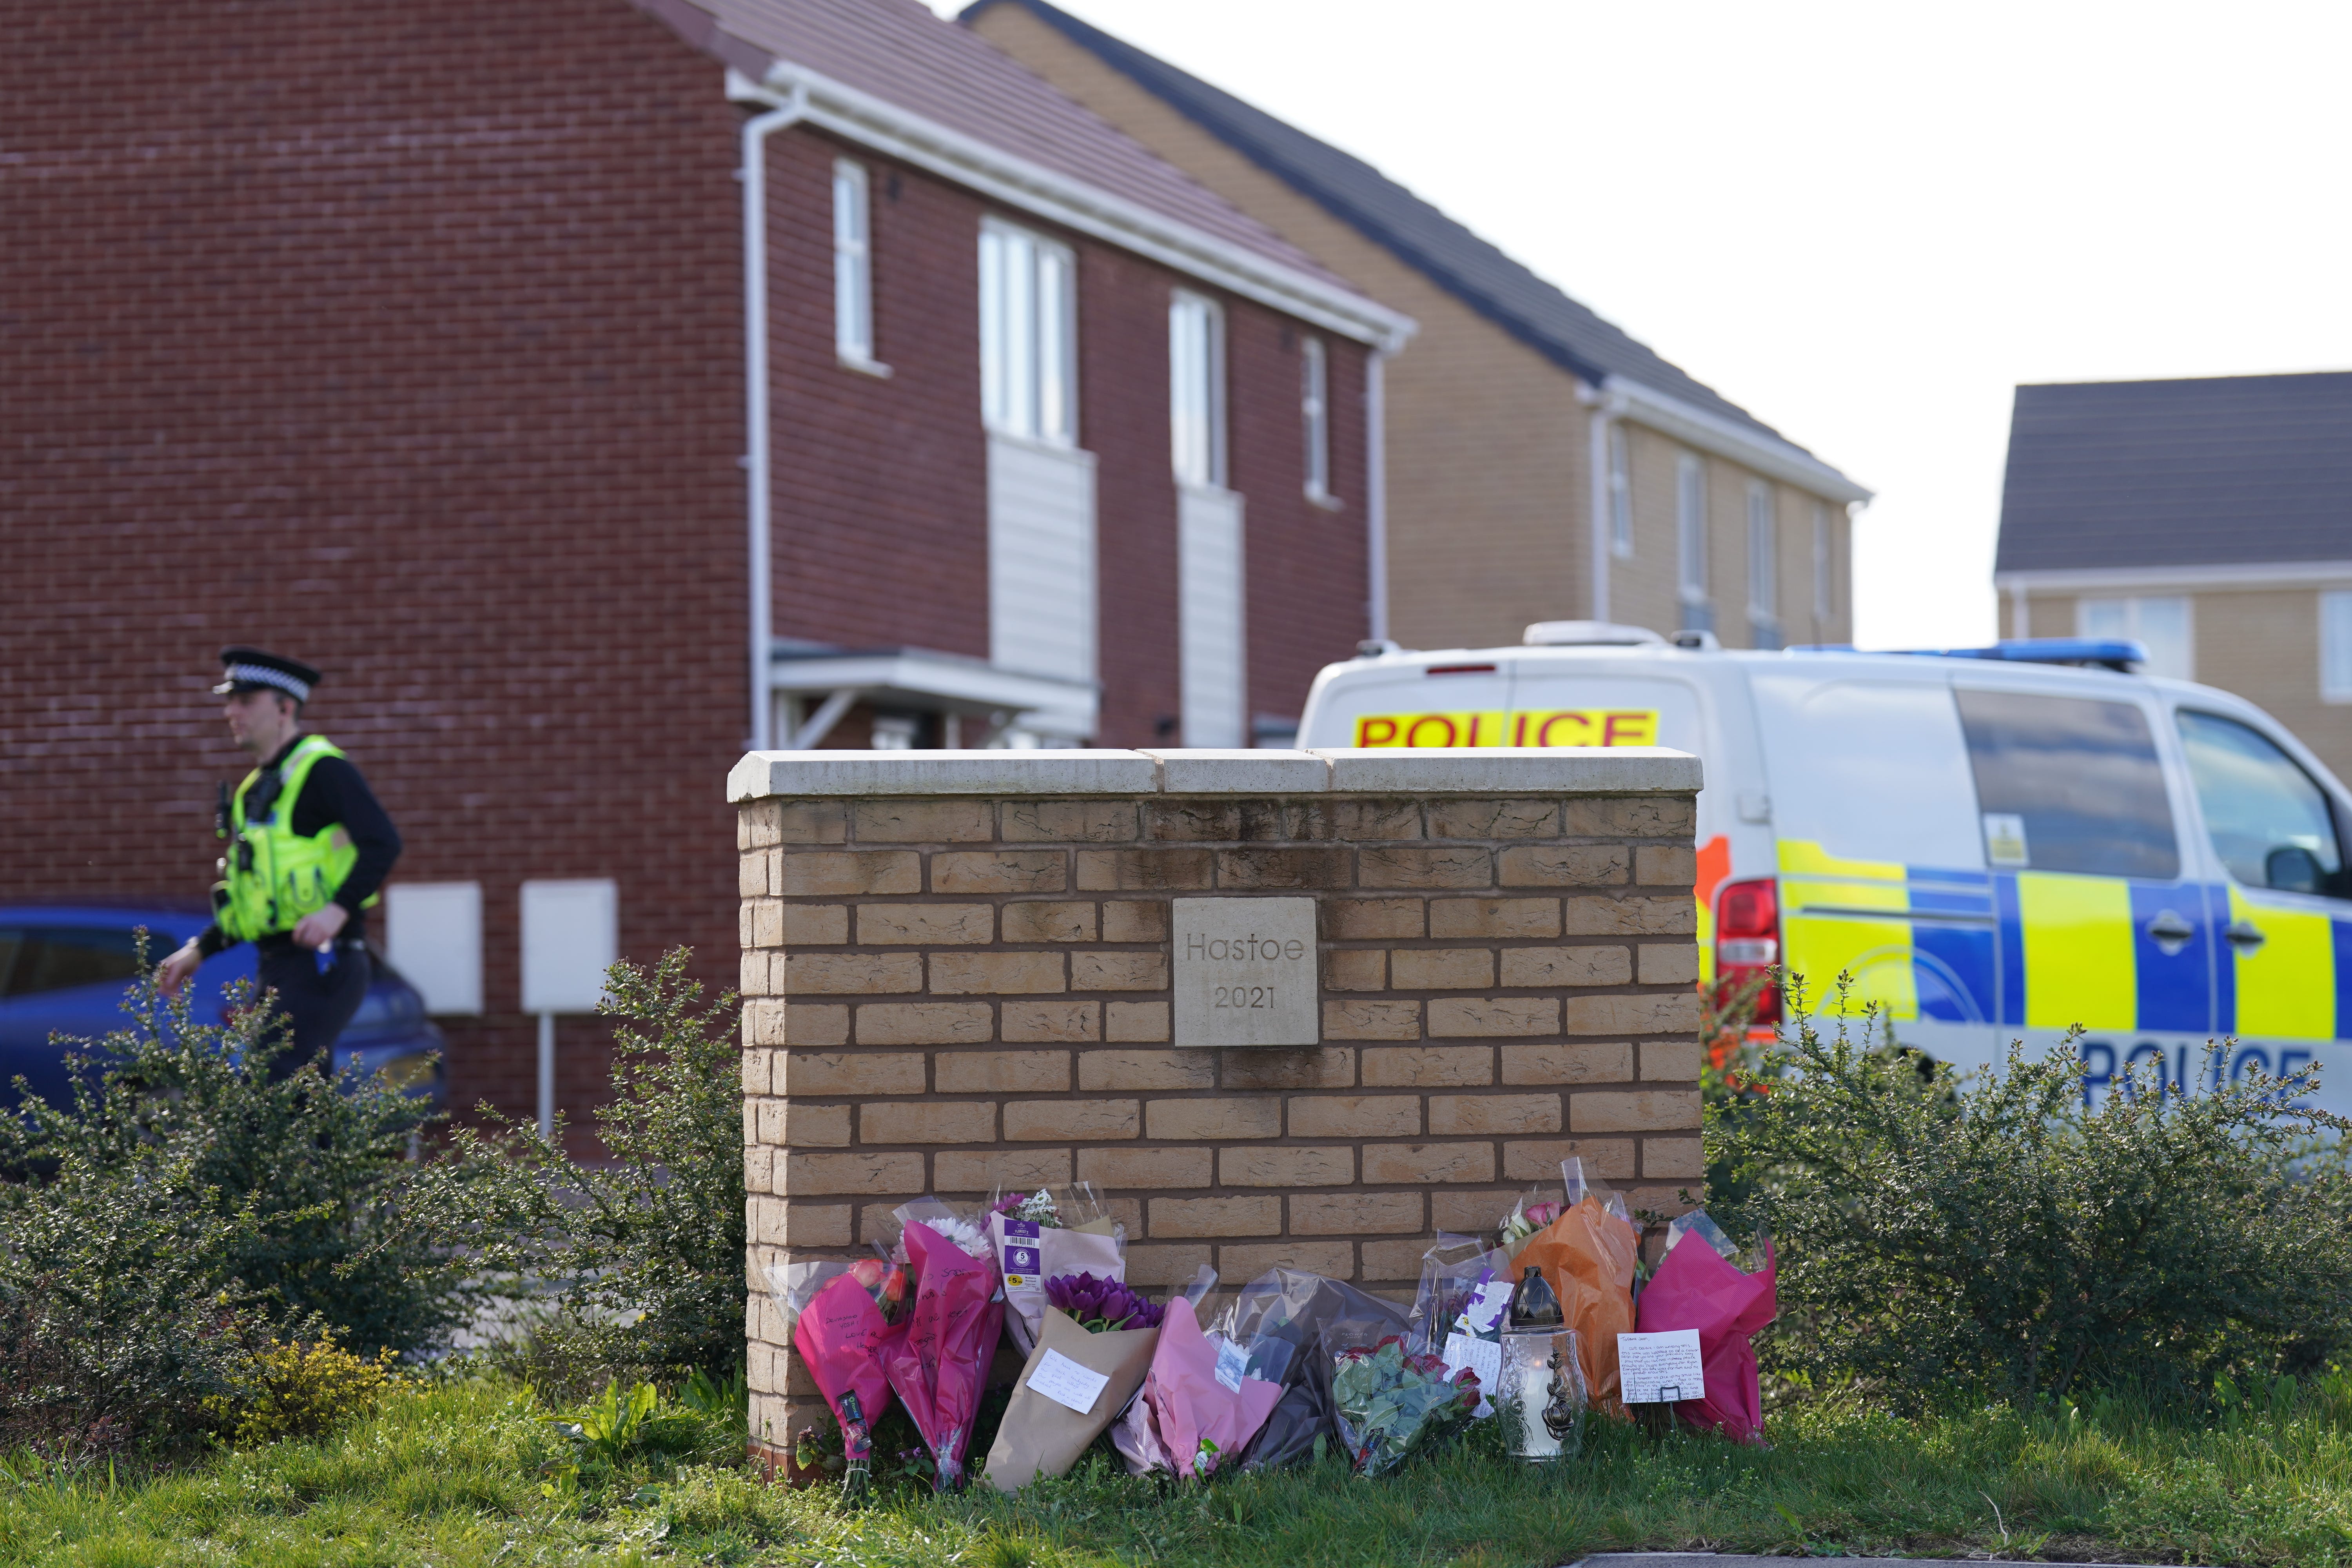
top-left (1294, 623), bottom-right (2352, 1116)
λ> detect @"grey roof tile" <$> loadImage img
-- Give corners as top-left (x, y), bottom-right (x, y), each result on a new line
top-left (1996, 372), bottom-right (2352, 573)
top-left (962, 0), bottom-right (1796, 445)
top-left (677, 0), bottom-right (1358, 293)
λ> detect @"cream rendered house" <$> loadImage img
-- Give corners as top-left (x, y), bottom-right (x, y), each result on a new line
top-left (1996, 371), bottom-right (2352, 780)
top-left (965, 0), bottom-right (1871, 668)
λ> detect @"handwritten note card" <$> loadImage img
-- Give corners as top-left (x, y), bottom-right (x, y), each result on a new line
top-left (1616, 1329), bottom-right (1705, 1404)
top-left (1025, 1348), bottom-right (1112, 1415)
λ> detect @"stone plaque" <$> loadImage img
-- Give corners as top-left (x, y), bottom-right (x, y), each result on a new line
top-left (1172, 897), bottom-right (1319, 1047)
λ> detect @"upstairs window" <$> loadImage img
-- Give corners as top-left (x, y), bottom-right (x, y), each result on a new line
top-left (1746, 481), bottom-right (1778, 637)
top-left (2321, 590), bottom-right (2352, 702)
top-left (1675, 452), bottom-right (1709, 622)
top-left (1608, 424), bottom-right (1632, 558)
top-left (1169, 290), bottom-right (1226, 488)
top-left (980, 220), bottom-right (1076, 445)
top-left (2078, 595), bottom-right (2192, 680)
top-left (832, 159), bottom-right (876, 366)
top-left (1301, 336), bottom-right (1331, 502)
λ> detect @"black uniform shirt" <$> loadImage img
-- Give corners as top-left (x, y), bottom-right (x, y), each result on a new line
top-left (197, 735), bottom-right (403, 956)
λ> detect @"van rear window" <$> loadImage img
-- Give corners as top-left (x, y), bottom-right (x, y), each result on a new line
top-left (1955, 690), bottom-right (2179, 880)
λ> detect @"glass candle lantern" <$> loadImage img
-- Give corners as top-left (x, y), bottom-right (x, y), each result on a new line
top-left (1497, 1327), bottom-right (1586, 1462)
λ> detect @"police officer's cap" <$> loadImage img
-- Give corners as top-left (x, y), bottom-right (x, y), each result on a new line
top-left (213, 647), bottom-right (321, 704)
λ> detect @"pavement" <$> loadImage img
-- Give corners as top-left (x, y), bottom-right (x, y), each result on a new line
top-left (1573, 1557), bottom-right (2177, 1568)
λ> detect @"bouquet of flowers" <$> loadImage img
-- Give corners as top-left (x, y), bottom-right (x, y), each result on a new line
top-left (889, 1196), bottom-right (993, 1263)
top-left (1632, 1210), bottom-right (1777, 1443)
top-left (850, 1254), bottom-right (909, 1321)
top-left (1498, 1190), bottom-right (1561, 1261)
top-left (1408, 1234), bottom-right (1506, 1356)
top-left (783, 1265), bottom-right (906, 1497)
top-left (988, 1184), bottom-right (1125, 1354)
top-left (880, 1220), bottom-right (1004, 1490)
top-left (1327, 1334), bottom-right (1481, 1476)
top-left (983, 1282), bottom-right (1165, 1492)
top-left (1045, 1272), bottom-right (1163, 1333)
top-left (990, 1186), bottom-right (1064, 1227)
top-left (1220, 1269), bottom-right (1410, 1471)
top-left (1512, 1159), bottom-right (1640, 1417)
top-left (1111, 1294), bottom-right (1285, 1480)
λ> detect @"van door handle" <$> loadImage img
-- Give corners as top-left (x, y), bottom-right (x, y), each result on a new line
top-left (2145, 911), bottom-right (2194, 955)
top-left (2225, 919), bottom-right (2267, 951)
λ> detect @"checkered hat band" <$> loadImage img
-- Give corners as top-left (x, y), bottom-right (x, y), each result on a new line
top-left (227, 663), bottom-right (312, 702)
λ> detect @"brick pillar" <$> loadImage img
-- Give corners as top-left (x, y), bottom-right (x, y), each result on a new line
top-left (733, 748), bottom-right (1703, 1463)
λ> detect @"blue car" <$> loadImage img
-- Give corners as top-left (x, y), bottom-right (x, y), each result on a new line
top-left (0, 904), bottom-right (446, 1113)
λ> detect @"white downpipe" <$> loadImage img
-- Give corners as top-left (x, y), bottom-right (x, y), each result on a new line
top-left (1584, 387), bottom-right (1628, 623)
top-left (1588, 403), bottom-right (1612, 622)
top-left (1365, 348), bottom-right (1390, 644)
top-left (737, 85), bottom-right (809, 753)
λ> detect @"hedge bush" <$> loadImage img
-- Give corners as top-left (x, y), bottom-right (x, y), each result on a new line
top-left (1711, 985), bottom-right (2352, 1406)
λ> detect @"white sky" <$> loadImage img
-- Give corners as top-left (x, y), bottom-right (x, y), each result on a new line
top-left (935, 0), bottom-right (2352, 648)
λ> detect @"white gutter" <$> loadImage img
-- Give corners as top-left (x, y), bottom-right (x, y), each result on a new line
top-left (732, 80), bottom-right (809, 753)
top-left (1604, 374), bottom-right (1871, 506)
top-left (1365, 348), bottom-right (1390, 643)
top-left (726, 67), bottom-right (1414, 354)
top-left (1580, 383), bottom-right (1628, 620)
top-left (1996, 559), bottom-right (2352, 593)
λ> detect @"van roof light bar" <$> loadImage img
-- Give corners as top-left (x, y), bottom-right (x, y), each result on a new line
top-left (1785, 637), bottom-right (2149, 673)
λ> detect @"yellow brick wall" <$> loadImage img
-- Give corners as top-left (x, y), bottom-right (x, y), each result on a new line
top-left (738, 780), bottom-right (1702, 1457)
top-left (968, 5), bottom-right (1853, 656)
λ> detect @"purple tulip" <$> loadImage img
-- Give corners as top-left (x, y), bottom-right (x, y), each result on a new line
top-left (1044, 1272), bottom-right (1164, 1332)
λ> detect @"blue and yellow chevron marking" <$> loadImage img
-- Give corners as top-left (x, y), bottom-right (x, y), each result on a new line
top-left (2227, 888), bottom-right (2334, 1042)
top-left (1776, 840), bottom-right (1918, 1021)
top-left (1753, 841), bottom-right (2350, 1043)
top-left (2016, 872), bottom-right (2135, 1033)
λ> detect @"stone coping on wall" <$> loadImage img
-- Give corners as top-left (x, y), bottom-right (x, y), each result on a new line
top-left (727, 746), bottom-right (1703, 800)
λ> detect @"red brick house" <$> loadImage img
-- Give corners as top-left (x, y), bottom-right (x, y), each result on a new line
top-left (0, 0), bottom-right (1408, 1127)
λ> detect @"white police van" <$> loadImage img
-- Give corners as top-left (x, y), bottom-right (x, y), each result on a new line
top-left (1295, 622), bottom-right (2352, 1116)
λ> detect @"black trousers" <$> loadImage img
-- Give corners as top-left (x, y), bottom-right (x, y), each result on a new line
top-left (255, 940), bottom-right (372, 1079)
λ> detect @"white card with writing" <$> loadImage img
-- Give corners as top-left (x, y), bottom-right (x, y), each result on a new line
top-left (1214, 1338), bottom-right (1249, 1393)
top-left (1616, 1329), bottom-right (1705, 1404)
top-left (1442, 1331), bottom-right (1503, 1417)
top-left (1025, 1348), bottom-right (1112, 1415)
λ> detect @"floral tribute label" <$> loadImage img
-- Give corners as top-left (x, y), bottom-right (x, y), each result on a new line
top-left (1172, 897), bottom-right (1318, 1048)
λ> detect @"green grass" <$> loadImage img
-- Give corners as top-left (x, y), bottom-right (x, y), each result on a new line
top-left (6, 1374), bottom-right (2352, 1568)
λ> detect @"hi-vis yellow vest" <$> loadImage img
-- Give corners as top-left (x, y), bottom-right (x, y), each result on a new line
top-left (214, 735), bottom-right (369, 941)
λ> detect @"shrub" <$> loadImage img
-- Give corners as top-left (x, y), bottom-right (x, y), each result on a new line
top-left (211, 1338), bottom-right (401, 1446)
top-left (423, 949), bottom-right (744, 1388)
top-left (0, 956), bottom-right (461, 1447)
top-left (1710, 989), bottom-right (2352, 1407)
top-left (0, 1142), bottom-right (269, 1451)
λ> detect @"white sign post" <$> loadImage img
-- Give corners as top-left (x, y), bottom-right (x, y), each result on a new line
top-left (519, 878), bottom-right (618, 1143)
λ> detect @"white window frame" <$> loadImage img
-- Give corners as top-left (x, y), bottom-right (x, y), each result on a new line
top-left (980, 218), bottom-right (1076, 446)
top-left (1169, 289), bottom-right (1226, 489)
top-left (2076, 594), bottom-right (2194, 680)
top-left (1675, 452), bottom-right (1708, 608)
top-left (1301, 335), bottom-right (1332, 504)
top-left (1608, 423), bottom-right (1633, 559)
top-left (1812, 502), bottom-right (1833, 624)
top-left (1746, 481), bottom-right (1777, 626)
top-left (832, 159), bottom-right (886, 375)
top-left (2324, 591), bottom-right (2352, 703)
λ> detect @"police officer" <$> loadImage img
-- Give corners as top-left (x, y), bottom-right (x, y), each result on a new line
top-left (157, 648), bottom-right (403, 1074)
